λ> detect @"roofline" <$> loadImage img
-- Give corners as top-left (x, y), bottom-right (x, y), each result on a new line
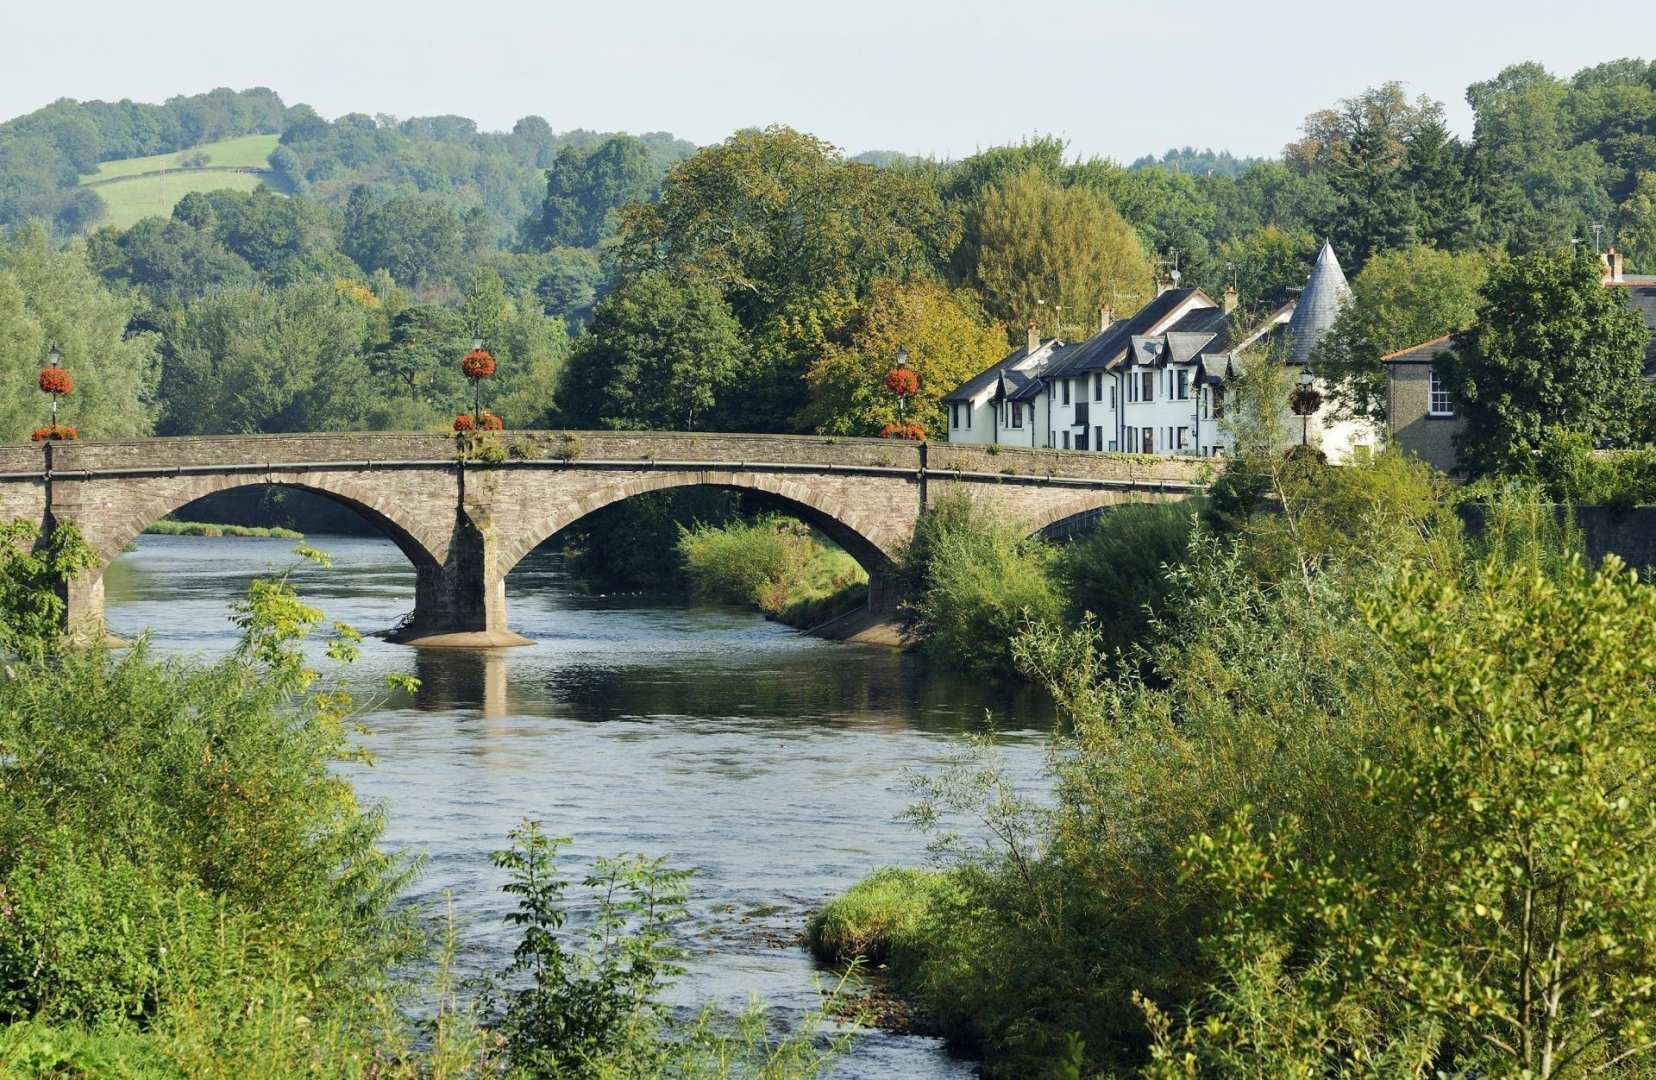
top-left (1380, 334), bottom-right (1454, 363)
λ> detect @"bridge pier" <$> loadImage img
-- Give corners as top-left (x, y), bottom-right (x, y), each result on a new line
top-left (386, 498), bottom-right (531, 648)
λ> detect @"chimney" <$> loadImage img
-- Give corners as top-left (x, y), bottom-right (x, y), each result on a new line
top-left (1099, 305), bottom-right (1113, 334)
top-left (1223, 285), bottom-right (1238, 314)
top-left (1027, 323), bottom-right (1040, 356)
top-left (1609, 246), bottom-right (1625, 282)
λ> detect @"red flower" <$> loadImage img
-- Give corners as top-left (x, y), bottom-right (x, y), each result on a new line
top-left (884, 367), bottom-right (918, 397)
top-left (30, 424), bottom-right (76, 442)
top-left (879, 422), bottom-right (925, 441)
top-left (453, 414), bottom-right (476, 432)
top-left (461, 349), bottom-right (497, 380)
top-left (479, 410), bottom-right (504, 431)
top-left (39, 368), bottom-right (72, 396)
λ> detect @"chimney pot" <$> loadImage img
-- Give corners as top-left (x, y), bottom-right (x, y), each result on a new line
top-left (1027, 323), bottom-right (1040, 356)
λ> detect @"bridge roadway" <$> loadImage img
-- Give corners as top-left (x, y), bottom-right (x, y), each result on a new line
top-left (0, 431), bottom-right (1213, 646)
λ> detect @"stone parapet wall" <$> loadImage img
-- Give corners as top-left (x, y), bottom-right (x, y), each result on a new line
top-left (928, 443), bottom-right (1214, 486)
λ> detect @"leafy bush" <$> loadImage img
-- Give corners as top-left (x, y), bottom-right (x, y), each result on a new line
top-left (1532, 425), bottom-right (1656, 511)
top-left (1056, 502), bottom-right (1197, 666)
top-left (679, 515), bottom-right (867, 623)
top-left (897, 493), bottom-right (1060, 675)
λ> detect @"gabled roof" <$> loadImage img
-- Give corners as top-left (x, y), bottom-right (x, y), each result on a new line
top-left (941, 337), bottom-right (1062, 403)
top-left (1381, 335), bottom-right (1454, 364)
top-left (1046, 288), bottom-right (1216, 377)
top-left (1165, 331), bottom-right (1219, 365)
top-left (1286, 241), bottom-right (1351, 365)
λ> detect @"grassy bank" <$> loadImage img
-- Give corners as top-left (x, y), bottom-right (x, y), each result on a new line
top-left (143, 519), bottom-right (304, 539)
top-left (678, 516), bottom-right (868, 629)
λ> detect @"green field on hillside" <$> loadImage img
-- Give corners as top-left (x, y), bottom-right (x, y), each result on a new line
top-left (90, 170), bottom-right (271, 229)
top-left (80, 133), bottom-right (280, 183)
top-left (78, 133), bottom-right (285, 229)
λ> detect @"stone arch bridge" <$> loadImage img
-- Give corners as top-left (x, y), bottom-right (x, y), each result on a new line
top-left (0, 432), bottom-right (1213, 646)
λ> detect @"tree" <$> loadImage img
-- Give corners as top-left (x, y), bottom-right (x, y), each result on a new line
top-left (539, 136), bottom-right (660, 248)
top-left (967, 168), bottom-right (1153, 340)
top-left (0, 226), bottom-right (159, 441)
top-left (342, 189), bottom-right (464, 286)
top-left (1214, 225), bottom-right (1316, 313)
top-left (558, 274), bottom-right (743, 431)
top-left (368, 304), bottom-right (468, 409)
top-left (801, 278), bottom-right (1006, 436)
top-left (159, 281), bottom-right (375, 434)
top-left (1619, 170), bottom-right (1656, 271)
top-left (1441, 247), bottom-right (1649, 474)
top-left (1316, 244), bottom-right (1489, 420)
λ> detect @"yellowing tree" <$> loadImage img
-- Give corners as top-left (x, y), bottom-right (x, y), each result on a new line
top-left (968, 169), bottom-right (1153, 342)
top-left (802, 278), bottom-right (1006, 437)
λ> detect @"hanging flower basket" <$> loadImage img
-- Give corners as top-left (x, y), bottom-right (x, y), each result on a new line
top-left (461, 349), bottom-right (497, 380)
top-left (478, 410), bottom-right (504, 431)
top-left (1288, 383), bottom-right (1323, 417)
top-left (31, 424), bottom-right (77, 442)
top-left (39, 368), bottom-right (73, 396)
top-left (453, 414), bottom-right (476, 432)
top-left (884, 367), bottom-right (918, 397)
top-left (880, 422), bottom-right (925, 441)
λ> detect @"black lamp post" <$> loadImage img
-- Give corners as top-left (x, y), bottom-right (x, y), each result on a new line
top-left (1290, 365), bottom-right (1320, 447)
top-left (47, 343), bottom-right (62, 427)
top-left (894, 345), bottom-right (909, 427)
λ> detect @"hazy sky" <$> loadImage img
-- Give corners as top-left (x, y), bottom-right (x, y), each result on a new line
top-left (4, 0), bottom-right (1654, 162)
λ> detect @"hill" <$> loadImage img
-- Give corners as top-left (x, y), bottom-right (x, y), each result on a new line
top-left (79, 134), bottom-right (284, 229)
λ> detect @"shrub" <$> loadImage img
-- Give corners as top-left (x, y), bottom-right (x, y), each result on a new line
top-left (898, 493), bottom-right (1060, 675)
top-left (1057, 502), bottom-right (1198, 666)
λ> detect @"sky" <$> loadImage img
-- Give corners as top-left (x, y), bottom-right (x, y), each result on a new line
top-left (4, 0), bottom-right (1655, 163)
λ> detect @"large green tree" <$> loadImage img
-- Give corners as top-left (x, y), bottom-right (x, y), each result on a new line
top-left (0, 226), bottom-right (158, 440)
top-left (1440, 247), bottom-right (1649, 473)
top-left (558, 273), bottom-right (743, 431)
top-left (967, 168), bottom-right (1153, 339)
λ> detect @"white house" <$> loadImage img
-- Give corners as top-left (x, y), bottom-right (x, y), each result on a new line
top-left (942, 242), bottom-right (1378, 462)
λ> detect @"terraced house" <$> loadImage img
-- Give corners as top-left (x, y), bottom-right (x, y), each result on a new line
top-left (942, 242), bottom-right (1376, 462)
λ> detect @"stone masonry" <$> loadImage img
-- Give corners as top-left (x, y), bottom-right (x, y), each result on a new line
top-left (1, 432), bottom-right (1212, 646)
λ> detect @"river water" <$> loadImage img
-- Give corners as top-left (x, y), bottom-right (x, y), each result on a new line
top-left (104, 533), bottom-right (1054, 1077)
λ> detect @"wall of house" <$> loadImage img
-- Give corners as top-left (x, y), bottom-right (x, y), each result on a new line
top-left (945, 396), bottom-right (996, 444)
top-left (1387, 362), bottom-right (1463, 472)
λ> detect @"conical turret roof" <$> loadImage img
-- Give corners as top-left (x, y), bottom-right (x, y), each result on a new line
top-left (1286, 241), bottom-right (1351, 365)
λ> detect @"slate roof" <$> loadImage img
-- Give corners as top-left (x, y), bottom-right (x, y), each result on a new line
top-left (1380, 335), bottom-right (1454, 364)
top-left (1044, 288), bottom-right (1209, 377)
top-left (940, 338), bottom-right (1061, 402)
top-left (1609, 282), bottom-right (1656, 379)
top-left (1285, 241), bottom-right (1352, 365)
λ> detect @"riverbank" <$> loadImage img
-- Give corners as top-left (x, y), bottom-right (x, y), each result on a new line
top-left (143, 519), bottom-right (304, 539)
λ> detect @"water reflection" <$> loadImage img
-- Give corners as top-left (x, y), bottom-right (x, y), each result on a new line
top-left (106, 533), bottom-right (1054, 1078)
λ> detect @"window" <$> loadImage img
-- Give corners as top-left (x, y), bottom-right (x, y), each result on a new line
top-left (1127, 376), bottom-right (1138, 403)
top-left (1061, 379), bottom-right (1071, 406)
top-left (1108, 439), bottom-right (1118, 451)
top-left (1141, 371), bottom-right (1155, 401)
top-left (1125, 426), bottom-right (1136, 452)
top-left (1076, 428), bottom-right (1088, 451)
top-left (1011, 402), bottom-right (1023, 428)
top-left (1062, 430), bottom-right (1071, 449)
top-left (1429, 367), bottom-right (1454, 417)
top-left (1110, 383), bottom-right (1117, 409)
top-left (965, 403), bottom-right (972, 429)
top-left (1142, 428), bottom-right (1154, 454)
top-left (950, 403), bottom-right (959, 429)
top-left (1176, 370), bottom-right (1190, 400)
top-left (1093, 373), bottom-right (1103, 401)
top-left (1095, 425), bottom-right (1103, 450)
top-left (1176, 426), bottom-right (1189, 451)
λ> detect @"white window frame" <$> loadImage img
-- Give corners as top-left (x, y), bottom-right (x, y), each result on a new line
top-left (1428, 367), bottom-right (1454, 417)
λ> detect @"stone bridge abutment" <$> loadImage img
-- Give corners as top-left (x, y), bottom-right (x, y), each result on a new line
top-left (0, 433), bottom-right (1212, 646)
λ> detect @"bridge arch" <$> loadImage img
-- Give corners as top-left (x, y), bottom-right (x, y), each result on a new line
top-left (89, 471), bottom-right (448, 573)
top-left (492, 470), bottom-right (909, 585)
top-left (1025, 489), bottom-right (1193, 542)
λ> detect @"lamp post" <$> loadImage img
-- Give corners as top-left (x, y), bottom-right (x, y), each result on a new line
top-left (894, 345), bottom-right (909, 427)
top-left (1289, 365), bottom-right (1321, 448)
top-left (461, 335), bottom-right (497, 428)
top-left (46, 343), bottom-right (63, 427)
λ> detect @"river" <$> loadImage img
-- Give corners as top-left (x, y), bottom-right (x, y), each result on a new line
top-left (103, 532), bottom-right (1055, 1077)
